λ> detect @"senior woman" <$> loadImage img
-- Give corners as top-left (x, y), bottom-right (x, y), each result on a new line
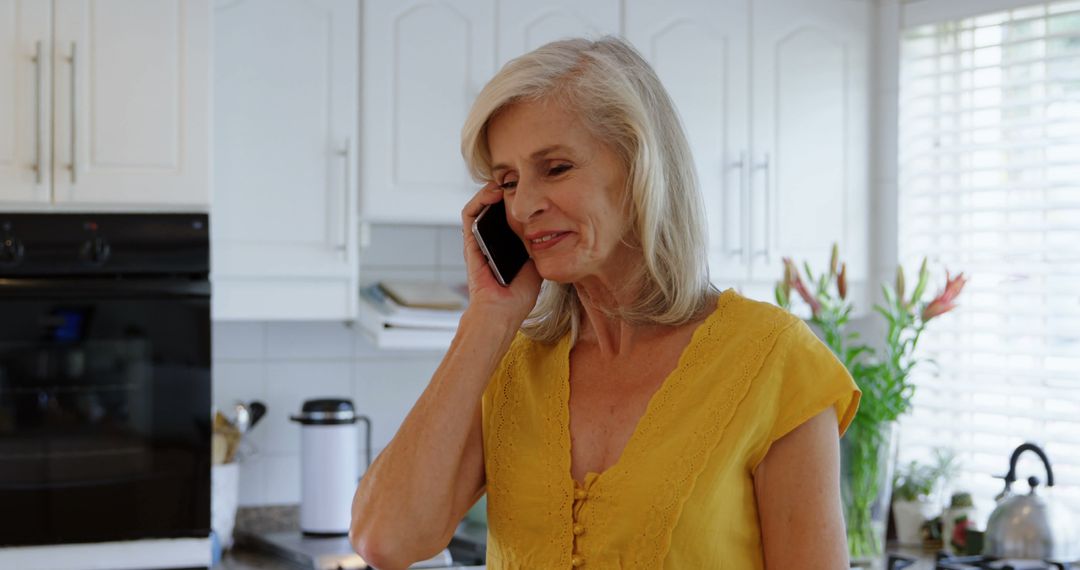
top-left (350, 36), bottom-right (860, 569)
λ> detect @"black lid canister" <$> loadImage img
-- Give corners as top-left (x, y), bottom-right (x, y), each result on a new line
top-left (289, 398), bottom-right (357, 425)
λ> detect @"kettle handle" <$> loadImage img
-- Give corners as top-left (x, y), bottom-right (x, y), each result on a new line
top-left (1004, 442), bottom-right (1054, 488)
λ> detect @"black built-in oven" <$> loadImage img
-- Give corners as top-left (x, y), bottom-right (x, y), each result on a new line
top-left (0, 213), bottom-right (211, 547)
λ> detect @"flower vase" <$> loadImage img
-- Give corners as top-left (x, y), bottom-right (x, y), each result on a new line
top-left (841, 420), bottom-right (899, 569)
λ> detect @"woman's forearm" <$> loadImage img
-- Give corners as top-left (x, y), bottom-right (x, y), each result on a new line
top-left (349, 311), bottom-right (518, 568)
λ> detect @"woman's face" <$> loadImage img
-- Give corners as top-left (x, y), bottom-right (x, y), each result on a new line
top-left (486, 98), bottom-right (635, 285)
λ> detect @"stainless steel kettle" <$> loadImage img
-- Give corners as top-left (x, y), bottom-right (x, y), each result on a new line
top-left (983, 442), bottom-right (1079, 560)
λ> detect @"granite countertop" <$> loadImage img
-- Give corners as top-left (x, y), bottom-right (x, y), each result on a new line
top-left (215, 507), bottom-right (936, 570)
top-left (212, 506), bottom-right (311, 570)
top-left (887, 543), bottom-right (938, 570)
top-left (214, 506), bottom-right (487, 570)
top-left (216, 547), bottom-right (298, 570)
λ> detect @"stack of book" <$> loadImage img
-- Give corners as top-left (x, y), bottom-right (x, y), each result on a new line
top-left (357, 280), bottom-right (468, 348)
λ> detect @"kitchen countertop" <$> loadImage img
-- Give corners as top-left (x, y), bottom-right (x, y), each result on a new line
top-left (216, 507), bottom-right (937, 569)
top-left (888, 543), bottom-right (939, 569)
top-left (215, 547), bottom-right (297, 570)
top-left (215, 505), bottom-right (486, 570)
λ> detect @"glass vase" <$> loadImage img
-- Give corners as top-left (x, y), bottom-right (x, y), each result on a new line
top-left (841, 420), bottom-right (899, 569)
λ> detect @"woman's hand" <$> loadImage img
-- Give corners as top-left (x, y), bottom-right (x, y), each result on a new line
top-left (460, 182), bottom-right (542, 325)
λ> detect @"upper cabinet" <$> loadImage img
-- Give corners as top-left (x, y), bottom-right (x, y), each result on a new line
top-left (212, 0), bottom-right (359, 321)
top-left (623, 0), bottom-right (750, 285)
top-left (357, 0), bottom-right (871, 300)
top-left (360, 0), bottom-right (621, 226)
top-left (496, 0), bottom-right (621, 65)
top-left (0, 1), bottom-right (52, 206)
top-left (625, 0), bottom-right (871, 298)
top-left (747, 0), bottom-right (871, 285)
top-left (360, 0), bottom-right (495, 225)
top-left (0, 0), bottom-right (210, 211)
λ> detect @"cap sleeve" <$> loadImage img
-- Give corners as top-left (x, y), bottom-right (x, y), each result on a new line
top-left (748, 319), bottom-right (861, 472)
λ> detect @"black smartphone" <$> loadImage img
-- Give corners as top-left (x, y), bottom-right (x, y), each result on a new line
top-left (472, 200), bottom-right (529, 286)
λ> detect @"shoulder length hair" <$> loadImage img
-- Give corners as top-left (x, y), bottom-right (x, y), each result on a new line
top-left (461, 36), bottom-right (714, 345)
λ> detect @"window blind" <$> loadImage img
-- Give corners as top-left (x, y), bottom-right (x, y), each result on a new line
top-left (896, 1), bottom-right (1080, 521)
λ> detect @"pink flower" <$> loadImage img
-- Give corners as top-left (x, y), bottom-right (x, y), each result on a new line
top-left (784, 257), bottom-right (821, 317)
top-left (922, 271), bottom-right (967, 321)
top-left (837, 262), bottom-right (848, 300)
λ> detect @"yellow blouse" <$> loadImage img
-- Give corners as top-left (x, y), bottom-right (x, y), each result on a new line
top-left (480, 288), bottom-right (861, 569)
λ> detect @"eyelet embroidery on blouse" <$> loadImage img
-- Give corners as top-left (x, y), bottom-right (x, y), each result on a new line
top-left (484, 291), bottom-right (803, 569)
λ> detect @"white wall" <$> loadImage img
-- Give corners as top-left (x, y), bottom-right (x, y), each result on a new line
top-left (212, 225), bottom-right (466, 506)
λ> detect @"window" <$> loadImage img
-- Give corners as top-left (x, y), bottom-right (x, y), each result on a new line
top-left (897, 1), bottom-right (1080, 519)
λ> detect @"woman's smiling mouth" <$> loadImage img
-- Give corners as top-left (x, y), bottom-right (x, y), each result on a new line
top-left (527, 231), bottom-right (572, 250)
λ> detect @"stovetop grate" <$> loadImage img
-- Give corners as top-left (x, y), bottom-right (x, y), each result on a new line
top-left (886, 552), bottom-right (1078, 570)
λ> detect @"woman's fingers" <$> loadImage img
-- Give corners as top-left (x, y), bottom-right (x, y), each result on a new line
top-left (460, 182), bottom-right (505, 289)
top-left (460, 182), bottom-right (502, 226)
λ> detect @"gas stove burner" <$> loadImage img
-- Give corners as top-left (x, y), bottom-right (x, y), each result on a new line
top-left (934, 553), bottom-right (1079, 570)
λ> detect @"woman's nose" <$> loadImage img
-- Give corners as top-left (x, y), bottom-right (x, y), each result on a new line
top-left (507, 179), bottom-right (547, 223)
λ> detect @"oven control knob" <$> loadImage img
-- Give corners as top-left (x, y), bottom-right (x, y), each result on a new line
top-left (80, 237), bottom-right (111, 266)
top-left (0, 236), bottom-right (24, 267)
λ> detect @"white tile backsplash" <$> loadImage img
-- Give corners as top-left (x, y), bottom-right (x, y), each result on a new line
top-left (264, 361), bottom-right (354, 455)
top-left (354, 358), bottom-right (441, 452)
top-left (217, 222), bottom-right (455, 505)
top-left (237, 455), bottom-right (267, 507)
top-left (265, 321), bottom-right (355, 360)
top-left (358, 225), bottom-right (439, 268)
top-left (219, 326), bottom-right (442, 503)
top-left (262, 454), bottom-right (303, 505)
top-left (437, 266), bottom-right (468, 287)
top-left (436, 226), bottom-right (466, 268)
top-left (212, 322), bottom-right (265, 360)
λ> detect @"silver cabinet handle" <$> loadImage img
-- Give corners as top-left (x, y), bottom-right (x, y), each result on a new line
top-left (728, 150), bottom-right (748, 260)
top-left (753, 153), bottom-right (771, 260)
top-left (67, 42), bottom-right (77, 184)
top-left (335, 138), bottom-right (352, 252)
top-left (32, 41), bottom-right (43, 184)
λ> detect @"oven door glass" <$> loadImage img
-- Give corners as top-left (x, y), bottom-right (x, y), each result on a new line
top-left (0, 281), bottom-right (210, 546)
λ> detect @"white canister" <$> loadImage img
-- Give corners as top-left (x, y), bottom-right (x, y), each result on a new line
top-left (211, 462), bottom-right (240, 549)
top-left (290, 398), bottom-right (372, 536)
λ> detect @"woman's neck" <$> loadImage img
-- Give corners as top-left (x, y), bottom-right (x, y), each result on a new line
top-left (573, 277), bottom-right (656, 358)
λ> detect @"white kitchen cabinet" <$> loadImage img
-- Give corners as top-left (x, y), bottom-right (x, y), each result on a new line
top-left (0, 0), bottom-right (210, 211)
top-left (625, 0), bottom-right (871, 301)
top-left (211, 0), bottom-right (359, 321)
top-left (496, 0), bottom-right (621, 66)
top-left (360, 0), bottom-right (624, 226)
top-left (747, 0), bottom-right (871, 286)
top-left (361, 0), bottom-right (496, 225)
top-left (623, 0), bottom-right (750, 285)
top-left (0, 0), bottom-right (52, 205)
top-left (356, 0), bottom-right (616, 343)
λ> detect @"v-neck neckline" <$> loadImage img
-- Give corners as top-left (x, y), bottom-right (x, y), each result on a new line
top-left (562, 290), bottom-right (731, 489)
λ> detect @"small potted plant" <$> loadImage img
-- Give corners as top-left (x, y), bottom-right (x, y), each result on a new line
top-left (892, 448), bottom-right (959, 545)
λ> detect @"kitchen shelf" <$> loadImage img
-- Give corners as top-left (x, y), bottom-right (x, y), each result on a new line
top-left (356, 291), bottom-right (458, 350)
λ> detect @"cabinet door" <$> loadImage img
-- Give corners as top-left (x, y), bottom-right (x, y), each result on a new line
top-left (0, 0), bottom-right (51, 207)
top-left (748, 0), bottom-right (871, 285)
top-left (52, 0), bottom-right (210, 208)
top-left (623, 0), bottom-right (751, 286)
top-left (212, 0), bottom-right (359, 320)
top-left (361, 0), bottom-right (495, 224)
top-left (497, 0), bottom-right (620, 66)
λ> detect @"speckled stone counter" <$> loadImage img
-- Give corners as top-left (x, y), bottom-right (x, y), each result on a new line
top-left (214, 505), bottom-right (487, 569)
top-left (213, 505), bottom-right (304, 569)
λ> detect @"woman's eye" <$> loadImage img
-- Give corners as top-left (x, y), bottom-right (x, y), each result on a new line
top-left (548, 164), bottom-right (572, 176)
top-left (499, 179), bottom-right (517, 190)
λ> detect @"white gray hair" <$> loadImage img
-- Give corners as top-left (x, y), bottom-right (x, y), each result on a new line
top-left (461, 36), bottom-right (714, 344)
